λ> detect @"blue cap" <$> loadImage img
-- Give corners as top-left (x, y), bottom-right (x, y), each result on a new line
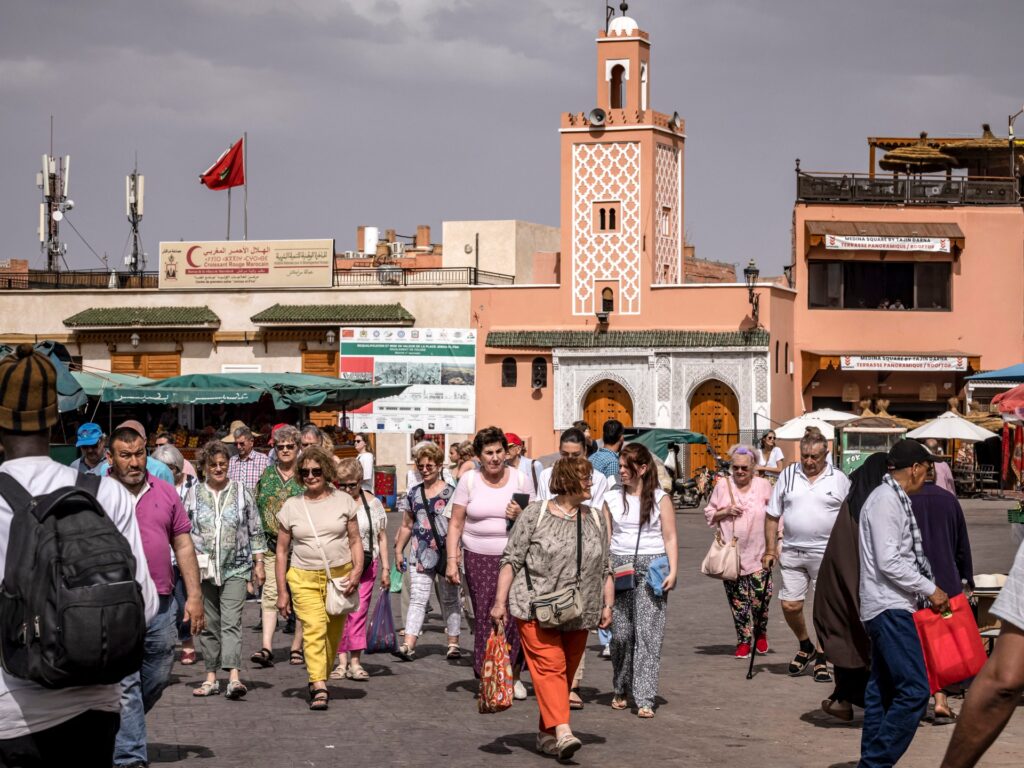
top-left (76, 422), bottom-right (104, 447)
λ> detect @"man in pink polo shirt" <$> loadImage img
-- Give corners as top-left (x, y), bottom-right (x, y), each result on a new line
top-left (107, 422), bottom-right (205, 768)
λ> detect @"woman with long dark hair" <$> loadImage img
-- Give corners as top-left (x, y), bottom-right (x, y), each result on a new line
top-left (605, 443), bottom-right (677, 718)
top-left (813, 452), bottom-right (889, 721)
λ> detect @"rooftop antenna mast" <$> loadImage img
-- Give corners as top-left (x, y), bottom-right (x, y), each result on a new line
top-left (37, 116), bottom-right (73, 272)
top-left (126, 155), bottom-right (145, 274)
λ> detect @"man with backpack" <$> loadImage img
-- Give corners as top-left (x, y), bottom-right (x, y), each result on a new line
top-left (106, 423), bottom-right (204, 768)
top-left (0, 344), bottom-right (158, 767)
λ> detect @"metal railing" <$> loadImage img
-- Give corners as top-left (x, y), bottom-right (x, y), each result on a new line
top-left (797, 171), bottom-right (1018, 206)
top-left (332, 266), bottom-right (515, 287)
top-left (0, 270), bottom-right (159, 290)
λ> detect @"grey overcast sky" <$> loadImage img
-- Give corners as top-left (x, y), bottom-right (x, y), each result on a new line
top-left (1, 0), bottom-right (1021, 276)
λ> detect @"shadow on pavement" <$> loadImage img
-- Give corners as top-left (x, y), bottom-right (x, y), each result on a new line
top-left (148, 743), bottom-right (215, 762)
top-left (799, 708), bottom-right (862, 729)
top-left (357, 662), bottom-right (396, 677)
top-left (692, 644), bottom-right (740, 656)
top-left (479, 730), bottom-right (607, 761)
top-left (446, 678), bottom-right (479, 695)
top-left (279, 685), bottom-right (368, 701)
top-left (826, 762), bottom-right (858, 767)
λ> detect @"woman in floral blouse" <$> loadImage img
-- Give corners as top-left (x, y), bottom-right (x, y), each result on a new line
top-left (394, 442), bottom-right (462, 660)
top-left (186, 440), bottom-right (267, 700)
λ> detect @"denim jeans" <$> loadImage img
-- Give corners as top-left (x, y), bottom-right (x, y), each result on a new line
top-left (597, 628), bottom-right (612, 646)
top-left (114, 595), bottom-right (177, 766)
top-left (859, 609), bottom-right (930, 768)
top-left (172, 565), bottom-right (192, 642)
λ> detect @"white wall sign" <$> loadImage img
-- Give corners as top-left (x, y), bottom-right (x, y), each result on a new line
top-left (825, 235), bottom-right (951, 253)
top-left (841, 355), bottom-right (966, 372)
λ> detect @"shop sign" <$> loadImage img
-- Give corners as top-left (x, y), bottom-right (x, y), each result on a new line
top-left (158, 239), bottom-right (334, 289)
top-left (840, 355), bottom-right (966, 372)
top-left (825, 234), bottom-right (950, 253)
top-left (340, 327), bottom-right (477, 433)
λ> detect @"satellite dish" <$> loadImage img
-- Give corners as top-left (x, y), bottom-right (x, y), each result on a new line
top-left (588, 108), bottom-right (607, 127)
top-left (51, 210), bottom-right (63, 222)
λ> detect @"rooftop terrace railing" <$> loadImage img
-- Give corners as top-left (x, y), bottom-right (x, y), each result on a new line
top-left (797, 171), bottom-right (1018, 206)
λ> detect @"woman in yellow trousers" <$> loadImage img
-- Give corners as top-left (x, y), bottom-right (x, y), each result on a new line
top-left (275, 446), bottom-right (364, 711)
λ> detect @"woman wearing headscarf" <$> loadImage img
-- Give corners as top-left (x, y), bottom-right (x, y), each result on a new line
top-left (813, 451), bottom-right (890, 721)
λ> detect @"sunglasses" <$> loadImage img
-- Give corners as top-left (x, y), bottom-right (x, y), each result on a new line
top-left (299, 467), bottom-right (324, 478)
top-left (338, 481), bottom-right (360, 489)
top-left (416, 463), bottom-right (437, 470)
top-left (277, 443), bottom-right (297, 451)
top-left (208, 462), bottom-right (229, 470)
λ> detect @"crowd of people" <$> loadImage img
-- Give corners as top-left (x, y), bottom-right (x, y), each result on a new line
top-left (0, 344), bottom-right (1023, 767)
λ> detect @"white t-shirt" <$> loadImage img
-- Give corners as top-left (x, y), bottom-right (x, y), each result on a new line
top-left (767, 463), bottom-right (850, 552)
top-left (537, 465), bottom-right (609, 511)
top-left (0, 457), bottom-right (159, 738)
top-left (756, 446), bottom-right (785, 469)
top-left (357, 452), bottom-right (374, 492)
top-left (607, 488), bottom-right (670, 555)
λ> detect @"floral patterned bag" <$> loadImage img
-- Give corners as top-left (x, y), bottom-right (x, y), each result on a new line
top-left (478, 624), bottom-right (514, 714)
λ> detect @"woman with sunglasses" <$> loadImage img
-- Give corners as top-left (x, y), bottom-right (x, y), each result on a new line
top-left (704, 444), bottom-right (774, 659)
top-left (187, 441), bottom-right (266, 700)
top-left (251, 425), bottom-right (305, 669)
top-left (755, 431), bottom-right (785, 478)
top-left (275, 447), bottom-right (363, 711)
top-left (334, 458), bottom-right (390, 680)
top-left (354, 432), bottom-right (374, 492)
top-left (394, 442), bottom-right (462, 661)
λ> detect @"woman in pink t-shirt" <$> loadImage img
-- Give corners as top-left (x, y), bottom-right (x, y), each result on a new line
top-left (703, 444), bottom-right (774, 659)
top-left (446, 426), bottom-right (533, 693)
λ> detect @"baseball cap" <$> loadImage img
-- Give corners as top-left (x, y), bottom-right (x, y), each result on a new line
top-left (504, 432), bottom-right (524, 447)
top-left (115, 419), bottom-right (147, 441)
top-left (887, 439), bottom-right (938, 470)
top-left (76, 422), bottom-right (104, 447)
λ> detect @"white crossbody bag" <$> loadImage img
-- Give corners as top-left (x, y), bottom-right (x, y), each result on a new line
top-left (301, 499), bottom-right (359, 617)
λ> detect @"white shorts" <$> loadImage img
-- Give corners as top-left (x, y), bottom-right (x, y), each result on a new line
top-left (779, 547), bottom-right (824, 602)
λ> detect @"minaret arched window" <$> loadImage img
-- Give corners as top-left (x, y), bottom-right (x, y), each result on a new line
top-left (608, 207), bottom-right (616, 230)
top-left (610, 64), bottom-right (625, 109)
top-left (601, 287), bottom-right (614, 313)
top-left (501, 357), bottom-right (517, 387)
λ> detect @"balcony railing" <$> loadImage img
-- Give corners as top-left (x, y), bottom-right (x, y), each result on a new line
top-left (797, 171), bottom-right (1018, 206)
top-left (0, 270), bottom-right (159, 290)
top-left (332, 266), bottom-right (515, 287)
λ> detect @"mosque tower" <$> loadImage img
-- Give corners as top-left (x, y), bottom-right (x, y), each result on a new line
top-left (560, 3), bottom-right (686, 317)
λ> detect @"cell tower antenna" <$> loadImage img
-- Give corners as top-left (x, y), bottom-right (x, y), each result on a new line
top-left (126, 154), bottom-right (145, 275)
top-left (37, 117), bottom-right (72, 272)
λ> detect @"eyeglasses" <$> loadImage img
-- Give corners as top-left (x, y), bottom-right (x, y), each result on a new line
top-left (764, 436), bottom-right (775, 441)
top-left (300, 442), bottom-right (318, 449)
top-left (416, 463), bottom-right (436, 471)
top-left (277, 443), bottom-right (297, 451)
top-left (299, 467), bottom-right (324, 478)
top-left (578, 476), bottom-right (593, 486)
top-left (338, 481), bottom-right (360, 489)
top-left (354, 439), bottom-right (364, 444)
top-left (208, 462), bottom-right (229, 470)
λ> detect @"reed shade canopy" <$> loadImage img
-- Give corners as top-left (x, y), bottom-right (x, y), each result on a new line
top-left (945, 124), bottom-right (1024, 155)
top-left (879, 132), bottom-right (957, 174)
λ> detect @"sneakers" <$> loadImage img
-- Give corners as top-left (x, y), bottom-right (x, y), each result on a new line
top-left (536, 733), bottom-right (558, 756)
top-left (755, 635), bottom-right (769, 654)
top-left (600, 644), bottom-right (611, 658)
top-left (513, 680), bottom-right (528, 700)
top-left (735, 642), bottom-right (751, 659)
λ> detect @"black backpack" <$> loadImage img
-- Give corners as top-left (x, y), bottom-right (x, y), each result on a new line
top-left (0, 472), bottom-right (146, 688)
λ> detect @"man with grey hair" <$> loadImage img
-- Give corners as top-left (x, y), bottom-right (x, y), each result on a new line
top-left (227, 424), bottom-right (270, 490)
top-left (764, 427), bottom-right (850, 683)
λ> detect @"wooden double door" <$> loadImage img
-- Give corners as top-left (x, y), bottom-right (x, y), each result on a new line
top-left (689, 379), bottom-right (739, 473)
top-left (583, 380), bottom-right (633, 439)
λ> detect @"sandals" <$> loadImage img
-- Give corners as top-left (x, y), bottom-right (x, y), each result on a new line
top-left (788, 649), bottom-right (814, 676)
top-left (611, 696), bottom-right (628, 711)
top-left (250, 648), bottom-right (274, 668)
top-left (289, 649), bottom-right (305, 666)
top-left (329, 664), bottom-right (347, 680)
top-left (932, 708), bottom-right (958, 726)
top-left (180, 647), bottom-right (197, 665)
top-left (348, 664), bottom-right (369, 681)
top-left (192, 680), bottom-right (220, 697)
top-left (813, 662), bottom-right (833, 683)
top-left (637, 706), bottom-right (655, 719)
top-left (569, 689), bottom-right (584, 710)
top-left (308, 685), bottom-right (330, 711)
top-left (225, 680), bottom-right (247, 700)
top-left (446, 644), bottom-right (462, 660)
top-left (393, 644), bottom-right (416, 662)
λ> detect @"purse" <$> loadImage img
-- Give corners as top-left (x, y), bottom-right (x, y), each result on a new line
top-left (524, 501), bottom-right (584, 628)
top-left (419, 484), bottom-right (447, 572)
top-left (700, 478), bottom-right (742, 581)
top-left (614, 500), bottom-right (644, 592)
top-left (301, 498), bottom-right (359, 617)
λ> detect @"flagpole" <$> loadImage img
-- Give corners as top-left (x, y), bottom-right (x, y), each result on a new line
top-left (243, 132), bottom-right (248, 241)
top-left (227, 188), bottom-right (232, 240)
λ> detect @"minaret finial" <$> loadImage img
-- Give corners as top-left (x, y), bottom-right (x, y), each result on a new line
top-left (620, 2), bottom-right (629, 14)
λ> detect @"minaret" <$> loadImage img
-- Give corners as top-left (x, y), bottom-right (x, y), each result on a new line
top-left (560, 3), bottom-right (685, 317)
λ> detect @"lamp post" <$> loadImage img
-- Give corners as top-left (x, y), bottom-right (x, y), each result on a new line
top-left (1010, 105), bottom-right (1024, 198)
top-left (743, 259), bottom-right (760, 326)
top-left (129, 332), bottom-right (140, 348)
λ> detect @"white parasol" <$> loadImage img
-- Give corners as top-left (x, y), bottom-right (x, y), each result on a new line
top-left (801, 408), bottom-right (858, 424)
top-left (906, 411), bottom-right (998, 443)
top-left (774, 414), bottom-right (836, 441)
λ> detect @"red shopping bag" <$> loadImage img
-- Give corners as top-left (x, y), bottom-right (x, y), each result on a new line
top-left (478, 625), bottom-right (514, 714)
top-left (913, 593), bottom-right (988, 694)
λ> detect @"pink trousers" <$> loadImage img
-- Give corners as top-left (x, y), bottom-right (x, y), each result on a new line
top-left (338, 559), bottom-right (379, 653)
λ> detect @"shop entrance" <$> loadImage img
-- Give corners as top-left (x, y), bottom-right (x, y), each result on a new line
top-left (689, 379), bottom-right (739, 473)
top-left (583, 380), bottom-right (634, 439)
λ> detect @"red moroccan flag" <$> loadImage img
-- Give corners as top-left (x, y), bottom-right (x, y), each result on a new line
top-left (199, 137), bottom-right (245, 190)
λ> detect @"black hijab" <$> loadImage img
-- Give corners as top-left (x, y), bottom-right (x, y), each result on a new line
top-left (845, 452), bottom-right (890, 522)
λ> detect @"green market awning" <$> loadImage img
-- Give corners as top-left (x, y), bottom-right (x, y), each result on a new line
top-left (625, 428), bottom-right (709, 461)
top-left (99, 372), bottom-right (408, 410)
top-left (72, 370), bottom-right (154, 397)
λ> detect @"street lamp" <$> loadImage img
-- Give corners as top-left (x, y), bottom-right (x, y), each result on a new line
top-left (129, 332), bottom-right (140, 348)
top-left (325, 329), bottom-right (336, 346)
top-left (743, 259), bottom-right (760, 326)
top-left (1010, 104), bottom-right (1024, 197)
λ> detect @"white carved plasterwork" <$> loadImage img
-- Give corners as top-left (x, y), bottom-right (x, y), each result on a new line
top-left (753, 356), bottom-right (768, 402)
top-left (572, 142), bottom-right (642, 315)
top-left (655, 355), bottom-right (671, 401)
top-left (654, 144), bottom-right (680, 284)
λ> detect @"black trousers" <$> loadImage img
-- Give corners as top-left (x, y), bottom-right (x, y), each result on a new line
top-left (0, 710), bottom-right (120, 768)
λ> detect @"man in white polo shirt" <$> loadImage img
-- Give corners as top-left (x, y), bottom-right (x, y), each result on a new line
top-left (536, 427), bottom-right (610, 509)
top-left (763, 428), bottom-right (850, 683)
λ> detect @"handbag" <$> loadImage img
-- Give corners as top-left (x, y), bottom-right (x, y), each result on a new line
top-left (700, 478), bottom-right (742, 581)
top-left (365, 587), bottom-right (398, 654)
top-left (646, 555), bottom-right (671, 597)
top-left (524, 501), bottom-right (584, 628)
top-left (614, 499), bottom-right (643, 592)
top-left (419, 484), bottom-right (447, 572)
top-left (478, 624), bottom-right (514, 714)
top-left (301, 498), bottom-right (359, 617)
top-left (913, 593), bottom-right (988, 694)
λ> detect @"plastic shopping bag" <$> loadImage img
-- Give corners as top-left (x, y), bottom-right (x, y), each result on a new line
top-left (365, 588), bottom-right (398, 655)
top-left (389, 562), bottom-right (403, 593)
top-left (478, 625), bottom-right (514, 714)
top-left (913, 593), bottom-right (988, 694)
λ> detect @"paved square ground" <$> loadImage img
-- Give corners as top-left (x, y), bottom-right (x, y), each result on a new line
top-left (147, 500), bottom-right (1024, 767)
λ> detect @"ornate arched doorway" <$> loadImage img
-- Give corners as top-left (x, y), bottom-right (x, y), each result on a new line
top-left (689, 379), bottom-right (739, 473)
top-left (583, 380), bottom-right (634, 439)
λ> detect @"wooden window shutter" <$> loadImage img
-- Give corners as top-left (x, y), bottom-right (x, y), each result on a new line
top-left (111, 353), bottom-right (144, 375)
top-left (110, 352), bottom-right (180, 379)
top-left (302, 350), bottom-right (339, 377)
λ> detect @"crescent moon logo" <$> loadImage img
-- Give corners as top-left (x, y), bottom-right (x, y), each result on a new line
top-left (186, 246), bottom-right (202, 268)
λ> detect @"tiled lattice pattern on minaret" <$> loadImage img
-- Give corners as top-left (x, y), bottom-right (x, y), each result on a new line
top-left (654, 143), bottom-right (680, 284)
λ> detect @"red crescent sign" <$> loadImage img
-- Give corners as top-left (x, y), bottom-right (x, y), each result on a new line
top-left (186, 246), bottom-right (202, 268)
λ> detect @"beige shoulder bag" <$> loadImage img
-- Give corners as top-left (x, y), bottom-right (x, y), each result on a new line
top-left (700, 478), bottom-right (741, 581)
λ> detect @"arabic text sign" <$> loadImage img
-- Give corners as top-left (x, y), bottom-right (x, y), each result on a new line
top-left (825, 234), bottom-right (950, 253)
top-left (158, 239), bottom-right (334, 289)
top-left (840, 355), bottom-right (966, 372)
top-left (340, 327), bottom-right (477, 433)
